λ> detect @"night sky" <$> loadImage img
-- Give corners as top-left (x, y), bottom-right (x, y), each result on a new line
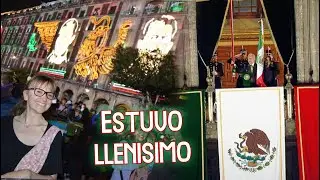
top-left (1, 0), bottom-right (55, 12)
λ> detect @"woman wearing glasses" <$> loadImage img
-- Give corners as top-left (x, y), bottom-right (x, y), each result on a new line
top-left (1, 75), bottom-right (62, 179)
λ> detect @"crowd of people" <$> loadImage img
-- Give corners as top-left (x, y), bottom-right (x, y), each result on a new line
top-left (45, 98), bottom-right (91, 124)
top-left (44, 97), bottom-right (106, 180)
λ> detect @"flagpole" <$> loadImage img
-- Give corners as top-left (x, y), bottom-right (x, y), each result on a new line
top-left (256, 18), bottom-right (267, 87)
top-left (230, 0), bottom-right (235, 64)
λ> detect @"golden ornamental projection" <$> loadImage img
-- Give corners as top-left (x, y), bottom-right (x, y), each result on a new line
top-left (34, 21), bottom-right (60, 52)
top-left (74, 16), bottom-right (132, 80)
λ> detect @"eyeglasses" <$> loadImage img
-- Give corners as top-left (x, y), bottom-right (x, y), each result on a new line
top-left (27, 88), bottom-right (56, 100)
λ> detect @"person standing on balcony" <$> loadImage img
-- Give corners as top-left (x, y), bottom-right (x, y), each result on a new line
top-left (228, 47), bottom-right (250, 88)
top-left (209, 52), bottom-right (224, 89)
top-left (263, 47), bottom-right (279, 87)
top-left (247, 53), bottom-right (257, 87)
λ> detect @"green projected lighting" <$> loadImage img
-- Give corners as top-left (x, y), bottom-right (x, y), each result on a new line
top-left (27, 33), bottom-right (38, 52)
top-left (170, 2), bottom-right (184, 12)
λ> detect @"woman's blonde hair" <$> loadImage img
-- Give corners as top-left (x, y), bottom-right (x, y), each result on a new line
top-left (11, 75), bottom-right (56, 116)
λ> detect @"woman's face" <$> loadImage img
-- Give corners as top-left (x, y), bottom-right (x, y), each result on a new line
top-left (23, 82), bottom-right (54, 114)
top-left (61, 99), bottom-right (67, 105)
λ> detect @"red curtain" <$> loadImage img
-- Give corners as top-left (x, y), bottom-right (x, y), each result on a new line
top-left (294, 86), bottom-right (319, 180)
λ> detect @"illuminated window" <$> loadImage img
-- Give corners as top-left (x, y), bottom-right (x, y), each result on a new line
top-left (79, 10), bottom-right (86, 17)
top-left (23, 17), bottom-right (29, 24)
top-left (5, 37), bottom-right (10, 44)
top-left (87, 22), bottom-right (94, 31)
top-left (92, 8), bottom-right (100, 16)
top-left (30, 16), bottom-right (36, 23)
top-left (108, 6), bottom-right (117, 14)
top-left (37, 64), bottom-right (43, 71)
top-left (144, 2), bottom-right (163, 15)
top-left (15, 36), bottom-right (22, 44)
top-left (62, 10), bottom-right (68, 19)
top-left (52, 12), bottom-right (58, 19)
top-left (26, 27), bottom-right (31, 33)
top-left (128, 6), bottom-right (137, 15)
top-left (47, 15), bottom-right (52, 21)
top-left (101, 4), bottom-right (109, 15)
top-left (12, 48), bottom-right (17, 54)
top-left (57, 13), bottom-right (62, 19)
top-left (17, 19), bottom-right (22, 25)
top-left (44, 13), bottom-right (49, 20)
top-left (21, 37), bottom-right (28, 46)
top-left (42, 51), bottom-right (47, 58)
top-left (167, 1), bottom-right (185, 13)
top-left (67, 12), bottom-right (73, 19)
top-left (29, 62), bottom-right (34, 69)
top-left (17, 48), bottom-right (22, 55)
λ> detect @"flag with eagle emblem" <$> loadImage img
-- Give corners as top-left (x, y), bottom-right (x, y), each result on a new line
top-left (216, 87), bottom-right (286, 180)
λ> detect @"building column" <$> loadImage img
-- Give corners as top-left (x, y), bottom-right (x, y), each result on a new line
top-left (186, 0), bottom-right (199, 87)
top-left (295, 0), bottom-right (319, 83)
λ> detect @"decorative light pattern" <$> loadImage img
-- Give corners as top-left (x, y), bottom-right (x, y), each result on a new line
top-left (137, 15), bottom-right (178, 55)
top-left (139, 49), bottom-right (164, 75)
top-left (74, 16), bottom-right (131, 80)
top-left (34, 21), bottom-right (60, 52)
top-left (47, 18), bottom-right (79, 64)
top-left (27, 33), bottom-right (38, 52)
top-left (169, 2), bottom-right (185, 12)
top-left (111, 82), bottom-right (142, 95)
top-left (38, 67), bottom-right (66, 78)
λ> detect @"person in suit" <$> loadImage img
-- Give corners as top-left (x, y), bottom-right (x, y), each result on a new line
top-left (247, 53), bottom-right (257, 87)
top-left (227, 48), bottom-right (250, 88)
top-left (209, 52), bottom-right (224, 89)
top-left (263, 48), bottom-right (279, 87)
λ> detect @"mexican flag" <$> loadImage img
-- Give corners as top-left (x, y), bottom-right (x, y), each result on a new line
top-left (216, 87), bottom-right (286, 180)
top-left (256, 19), bottom-right (266, 87)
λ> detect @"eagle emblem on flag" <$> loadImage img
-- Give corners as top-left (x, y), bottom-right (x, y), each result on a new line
top-left (228, 129), bottom-right (277, 172)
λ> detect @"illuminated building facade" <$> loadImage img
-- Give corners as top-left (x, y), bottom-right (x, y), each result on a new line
top-left (1, 12), bottom-right (37, 69)
top-left (1, 0), bottom-right (198, 109)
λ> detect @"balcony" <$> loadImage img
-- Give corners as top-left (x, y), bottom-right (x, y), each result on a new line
top-left (120, 9), bottom-right (140, 17)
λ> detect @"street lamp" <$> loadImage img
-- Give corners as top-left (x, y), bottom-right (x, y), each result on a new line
top-left (285, 50), bottom-right (295, 121)
top-left (198, 51), bottom-right (215, 123)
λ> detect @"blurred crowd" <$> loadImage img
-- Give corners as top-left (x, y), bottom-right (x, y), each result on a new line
top-left (43, 97), bottom-right (109, 180)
